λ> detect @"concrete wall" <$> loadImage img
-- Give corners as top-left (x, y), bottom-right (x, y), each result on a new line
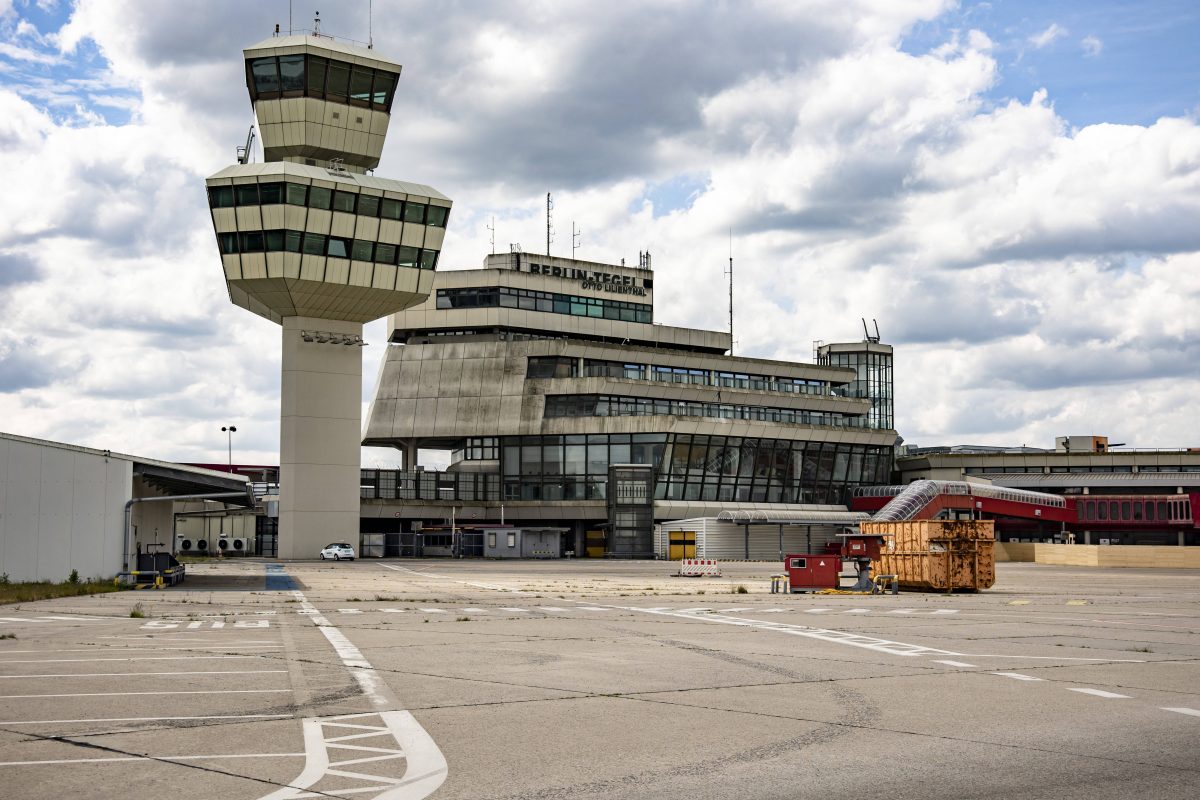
top-left (279, 316), bottom-right (364, 560)
top-left (364, 337), bottom-right (890, 448)
top-left (996, 542), bottom-right (1200, 568)
top-left (0, 437), bottom-right (130, 582)
top-left (654, 519), bottom-right (840, 560)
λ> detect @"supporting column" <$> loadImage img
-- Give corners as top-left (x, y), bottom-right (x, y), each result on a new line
top-left (278, 316), bottom-right (365, 559)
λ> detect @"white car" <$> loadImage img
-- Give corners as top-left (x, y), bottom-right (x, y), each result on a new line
top-left (319, 542), bottom-right (356, 561)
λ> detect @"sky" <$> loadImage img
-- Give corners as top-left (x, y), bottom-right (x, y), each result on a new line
top-left (1, 0), bottom-right (1199, 470)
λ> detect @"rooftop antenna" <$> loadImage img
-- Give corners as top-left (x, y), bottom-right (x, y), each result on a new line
top-left (368, 0), bottom-right (373, 48)
top-left (288, 0), bottom-right (292, 35)
top-left (725, 229), bottom-right (735, 356)
top-left (313, 10), bottom-right (321, 37)
top-left (862, 318), bottom-right (881, 344)
top-left (873, 318), bottom-right (881, 343)
top-left (546, 193), bottom-right (554, 257)
top-left (572, 221), bottom-right (581, 259)
top-left (487, 216), bottom-right (496, 256)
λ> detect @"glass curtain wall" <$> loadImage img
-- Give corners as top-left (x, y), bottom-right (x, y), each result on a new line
top-left (500, 434), bottom-right (891, 505)
top-left (821, 350), bottom-right (893, 430)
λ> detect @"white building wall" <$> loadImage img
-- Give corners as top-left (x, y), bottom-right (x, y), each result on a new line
top-left (656, 518), bottom-right (841, 561)
top-left (0, 437), bottom-right (131, 582)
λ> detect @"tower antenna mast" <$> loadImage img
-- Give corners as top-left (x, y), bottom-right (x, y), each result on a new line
top-left (726, 230), bottom-right (735, 356)
top-left (572, 221), bottom-right (581, 258)
top-left (487, 216), bottom-right (495, 256)
top-left (546, 193), bottom-right (554, 257)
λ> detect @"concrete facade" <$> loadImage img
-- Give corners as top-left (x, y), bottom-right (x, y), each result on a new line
top-left (361, 253), bottom-right (898, 556)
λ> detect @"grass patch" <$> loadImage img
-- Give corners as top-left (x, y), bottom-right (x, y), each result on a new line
top-left (0, 579), bottom-right (121, 605)
top-left (375, 595), bottom-right (399, 601)
top-left (129, 603), bottom-right (147, 619)
top-left (455, 616), bottom-right (471, 622)
top-left (731, 585), bottom-right (749, 594)
top-left (0, 633), bottom-right (16, 640)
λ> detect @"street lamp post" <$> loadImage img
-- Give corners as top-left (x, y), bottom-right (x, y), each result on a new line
top-left (221, 425), bottom-right (237, 473)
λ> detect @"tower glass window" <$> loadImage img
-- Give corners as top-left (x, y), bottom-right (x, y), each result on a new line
top-left (278, 55), bottom-right (305, 94)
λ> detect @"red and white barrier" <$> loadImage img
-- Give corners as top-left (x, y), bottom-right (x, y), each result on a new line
top-left (678, 558), bottom-right (722, 577)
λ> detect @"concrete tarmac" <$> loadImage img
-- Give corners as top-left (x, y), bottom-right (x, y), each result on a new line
top-left (0, 560), bottom-right (1197, 799)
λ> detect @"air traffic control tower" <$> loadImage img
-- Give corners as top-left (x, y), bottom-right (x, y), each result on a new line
top-left (205, 32), bottom-right (451, 558)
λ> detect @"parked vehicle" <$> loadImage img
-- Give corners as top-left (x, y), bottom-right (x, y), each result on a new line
top-left (319, 542), bottom-right (356, 561)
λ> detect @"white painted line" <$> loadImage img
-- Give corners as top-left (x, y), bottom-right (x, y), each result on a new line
top-left (0, 655), bottom-right (267, 663)
top-left (676, 608), bottom-right (713, 613)
top-left (929, 609), bottom-right (959, 615)
top-left (380, 609), bottom-right (407, 613)
top-left (419, 608), bottom-right (447, 614)
top-left (459, 608), bottom-right (489, 613)
top-left (933, 660), bottom-right (978, 668)
top-left (756, 608), bottom-right (786, 613)
top-left (0, 689), bottom-right (292, 699)
top-left (0, 670), bottom-right (288, 679)
top-left (1068, 688), bottom-right (1131, 699)
top-left (0, 752), bottom-right (304, 766)
top-left (717, 607), bottom-right (754, 612)
top-left (1162, 707), bottom-right (1200, 717)
top-left (624, 607), bottom-right (963, 657)
top-left (992, 672), bottom-right (1045, 681)
top-left (277, 590), bottom-right (448, 800)
top-left (803, 608), bottom-right (832, 614)
top-left (0, 714), bottom-right (293, 726)
top-left (338, 609), bottom-right (363, 614)
top-left (844, 609), bottom-right (871, 614)
top-left (535, 607), bottom-right (569, 612)
top-left (965, 654), bottom-right (1146, 663)
top-left (499, 608), bottom-right (529, 613)
top-left (889, 609), bottom-right (917, 614)
top-left (575, 607), bottom-right (614, 612)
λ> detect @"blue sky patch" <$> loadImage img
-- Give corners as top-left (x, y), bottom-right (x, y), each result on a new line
top-left (902, 0), bottom-right (1200, 127)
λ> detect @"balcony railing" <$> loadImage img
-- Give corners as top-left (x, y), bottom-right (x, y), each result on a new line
top-left (360, 470), bottom-right (501, 502)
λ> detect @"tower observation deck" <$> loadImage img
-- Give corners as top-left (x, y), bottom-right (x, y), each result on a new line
top-left (205, 32), bottom-right (452, 557)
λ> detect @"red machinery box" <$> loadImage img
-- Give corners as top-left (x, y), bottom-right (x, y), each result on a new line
top-left (785, 553), bottom-right (841, 592)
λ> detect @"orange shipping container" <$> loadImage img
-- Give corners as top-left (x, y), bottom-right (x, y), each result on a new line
top-left (860, 520), bottom-right (996, 592)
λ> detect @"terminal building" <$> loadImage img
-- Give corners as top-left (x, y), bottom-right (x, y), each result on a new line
top-left (360, 251), bottom-right (899, 557)
top-left (894, 436), bottom-right (1200, 546)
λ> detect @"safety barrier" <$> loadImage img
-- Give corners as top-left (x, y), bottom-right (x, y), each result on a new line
top-left (678, 559), bottom-right (722, 577)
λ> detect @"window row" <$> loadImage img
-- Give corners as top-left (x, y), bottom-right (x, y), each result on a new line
top-left (543, 394), bottom-right (867, 429)
top-left (436, 287), bottom-right (652, 324)
top-left (247, 53), bottom-right (398, 111)
top-left (502, 434), bottom-right (668, 478)
top-left (1078, 498), bottom-right (1193, 523)
top-left (499, 433), bottom-right (890, 483)
top-left (208, 182), bottom-right (449, 227)
top-left (963, 465), bottom-right (1200, 475)
top-left (524, 357), bottom-right (847, 399)
top-left (451, 437), bottom-right (500, 463)
top-left (215, 229), bottom-right (438, 269)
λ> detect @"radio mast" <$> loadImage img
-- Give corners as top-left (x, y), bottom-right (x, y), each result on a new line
top-left (725, 230), bottom-right (735, 356)
top-left (546, 193), bottom-right (554, 257)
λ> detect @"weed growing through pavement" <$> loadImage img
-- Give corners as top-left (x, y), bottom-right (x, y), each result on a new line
top-left (129, 603), bottom-right (147, 618)
top-left (456, 617), bottom-right (471, 622)
top-left (732, 585), bottom-right (749, 594)
top-left (0, 633), bottom-right (16, 640)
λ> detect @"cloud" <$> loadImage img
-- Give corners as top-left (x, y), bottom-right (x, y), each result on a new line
top-left (1029, 22), bottom-right (1067, 49)
top-left (2, 0), bottom-right (1200, 467)
top-left (1081, 35), bottom-right (1103, 58)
